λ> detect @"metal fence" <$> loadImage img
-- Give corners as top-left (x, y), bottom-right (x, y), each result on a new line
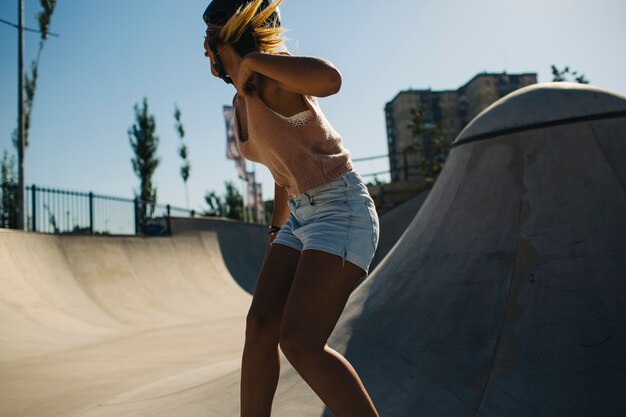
top-left (0, 148), bottom-right (446, 235)
top-left (354, 147), bottom-right (444, 183)
top-left (1, 184), bottom-right (195, 235)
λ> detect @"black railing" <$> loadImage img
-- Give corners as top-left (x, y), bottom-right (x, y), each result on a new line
top-left (1, 183), bottom-right (195, 235)
top-left (354, 148), bottom-right (441, 182)
top-left (0, 149), bottom-right (446, 235)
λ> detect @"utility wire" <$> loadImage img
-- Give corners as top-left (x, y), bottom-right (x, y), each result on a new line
top-left (0, 17), bottom-right (60, 37)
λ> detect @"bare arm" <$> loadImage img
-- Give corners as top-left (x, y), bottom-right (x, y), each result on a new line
top-left (238, 52), bottom-right (342, 97)
top-left (271, 183), bottom-right (290, 228)
top-left (266, 183), bottom-right (290, 252)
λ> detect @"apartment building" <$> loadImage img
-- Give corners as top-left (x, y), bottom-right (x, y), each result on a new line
top-left (385, 72), bottom-right (537, 181)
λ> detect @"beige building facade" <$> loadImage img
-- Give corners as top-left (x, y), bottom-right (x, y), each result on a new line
top-left (385, 72), bottom-right (537, 182)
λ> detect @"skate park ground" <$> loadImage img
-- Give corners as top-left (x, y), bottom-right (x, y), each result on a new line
top-left (1, 83), bottom-right (625, 416)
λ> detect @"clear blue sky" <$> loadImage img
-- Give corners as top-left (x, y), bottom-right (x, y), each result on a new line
top-left (1, 0), bottom-right (625, 212)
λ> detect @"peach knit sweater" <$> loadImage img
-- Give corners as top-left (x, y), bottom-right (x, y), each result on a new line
top-left (234, 92), bottom-right (353, 195)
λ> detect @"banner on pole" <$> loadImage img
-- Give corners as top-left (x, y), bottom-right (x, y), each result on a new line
top-left (255, 183), bottom-right (265, 223)
top-left (224, 106), bottom-right (238, 159)
top-left (223, 105), bottom-right (247, 180)
top-left (246, 172), bottom-right (256, 208)
top-left (235, 158), bottom-right (247, 181)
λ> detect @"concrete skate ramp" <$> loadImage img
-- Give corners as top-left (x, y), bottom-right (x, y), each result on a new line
top-left (2, 83), bottom-right (626, 417)
top-left (0, 229), bottom-right (254, 417)
top-left (370, 189), bottom-right (431, 271)
top-left (167, 217), bottom-right (268, 294)
top-left (268, 83), bottom-right (626, 416)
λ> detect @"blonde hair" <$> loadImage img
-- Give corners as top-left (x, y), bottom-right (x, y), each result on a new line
top-left (210, 0), bottom-right (286, 54)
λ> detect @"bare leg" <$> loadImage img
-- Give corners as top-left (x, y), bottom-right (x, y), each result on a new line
top-left (240, 243), bottom-right (301, 417)
top-left (279, 250), bottom-right (379, 417)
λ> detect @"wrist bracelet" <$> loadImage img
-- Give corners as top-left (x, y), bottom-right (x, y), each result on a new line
top-left (269, 225), bottom-right (281, 235)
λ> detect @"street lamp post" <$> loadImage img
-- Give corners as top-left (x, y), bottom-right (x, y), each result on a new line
top-left (17, 0), bottom-right (26, 230)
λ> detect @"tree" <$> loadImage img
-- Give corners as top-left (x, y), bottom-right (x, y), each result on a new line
top-left (203, 181), bottom-right (244, 220)
top-left (263, 199), bottom-right (274, 224)
top-left (174, 104), bottom-right (191, 209)
top-left (128, 98), bottom-right (160, 231)
top-left (223, 181), bottom-right (244, 220)
top-left (551, 65), bottom-right (589, 84)
top-left (13, 0), bottom-right (58, 148)
top-left (43, 203), bottom-right (59, 234)
top-left (0, 151), bottom-right (19, 229)
top-left (10, 0), bottom-right (57, 230)
top-left (406, 105), bottom-right (449, 179)
top-left (203, 191), bottom-right (224, 217)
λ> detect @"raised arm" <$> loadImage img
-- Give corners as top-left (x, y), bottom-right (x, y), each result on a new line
top-left (266, 183), bottom-right (291, 255)
top-left (271, 183), bottom-right (291, 229)
top-left (238, 52), bottom-right (342, 98)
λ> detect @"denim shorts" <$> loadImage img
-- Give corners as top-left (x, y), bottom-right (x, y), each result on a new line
top-left (271, 171), bottom-right (380, 276)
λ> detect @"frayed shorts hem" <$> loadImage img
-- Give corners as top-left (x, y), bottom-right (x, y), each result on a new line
top-left (270, 170), bottom-right (379, 279)
top-left (270, 241), bottom-right (372, 277)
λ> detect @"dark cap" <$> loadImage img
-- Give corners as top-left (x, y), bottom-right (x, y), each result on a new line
top-left (202, 0), bottom-right (281, 27)
top-left (203, 0), bottom-right (281, 84)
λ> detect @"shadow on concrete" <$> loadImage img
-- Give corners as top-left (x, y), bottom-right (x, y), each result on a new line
top-left (169, 217), bottom-right (267, 294)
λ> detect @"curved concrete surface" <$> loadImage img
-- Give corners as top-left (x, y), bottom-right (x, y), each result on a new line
top-left (455, 82), bottom-right (626, 145)
top-left (268, 83), bottom-right (626, 416)
top-left (0, 230), bottom-right (253, 417)
top-left (369, 189), bottom-right (431, 271)
top-left (168, 217), bottom-right (268, 294)
top-left (2, 83), bottom-right (625, 417)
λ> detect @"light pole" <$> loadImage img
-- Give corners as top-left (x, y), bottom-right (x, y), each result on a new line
top-left (17, 0), bottom-right (25, 230)
top-left (1, 1), bottom-right (59, 230)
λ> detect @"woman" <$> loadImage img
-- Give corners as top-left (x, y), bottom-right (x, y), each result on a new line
top-left (203, 1), bottom-right (380, 416)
